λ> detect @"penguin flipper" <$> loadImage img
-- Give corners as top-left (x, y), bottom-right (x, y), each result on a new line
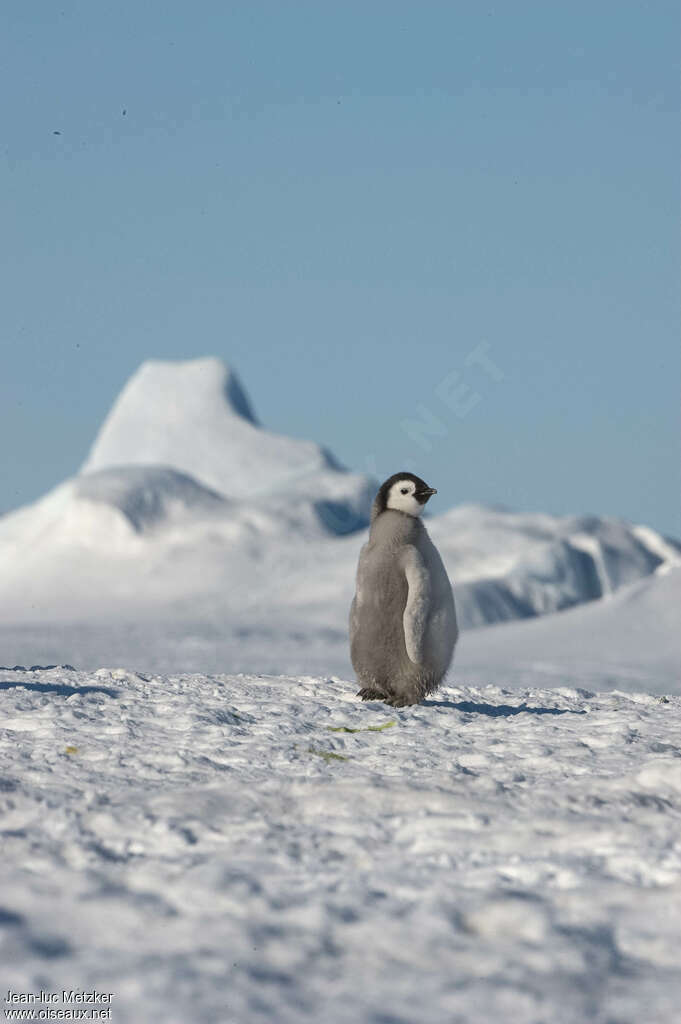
top-left (401, 545), bottom-right (431, 665)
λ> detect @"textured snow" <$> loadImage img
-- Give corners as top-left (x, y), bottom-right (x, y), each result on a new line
top-left (1, 667), bottom-right (680, 1023)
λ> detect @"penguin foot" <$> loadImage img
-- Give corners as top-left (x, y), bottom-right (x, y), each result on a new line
top-left (357, 687), bottom-right (388, 701)
top-left (383, 695), bottom-right (418, 708)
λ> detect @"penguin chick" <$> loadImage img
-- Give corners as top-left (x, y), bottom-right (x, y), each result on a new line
top-left (349, 472), bottom-right (458, 707)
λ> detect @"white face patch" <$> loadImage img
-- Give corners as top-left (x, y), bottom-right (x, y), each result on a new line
top-left (386, 479), bottom-right (425, 517)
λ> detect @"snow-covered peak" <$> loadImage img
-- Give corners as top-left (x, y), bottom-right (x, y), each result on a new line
top-left (81, 357), bottom-right (339, 499)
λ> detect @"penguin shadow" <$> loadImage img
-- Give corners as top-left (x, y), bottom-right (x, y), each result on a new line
top-left (0, 680), bottom-right (120, 698)
top-left (422, 698), bottom-right (585, 717)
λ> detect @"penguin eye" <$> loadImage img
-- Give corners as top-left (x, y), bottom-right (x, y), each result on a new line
top-left (400, 487), bottom-right (409, 495)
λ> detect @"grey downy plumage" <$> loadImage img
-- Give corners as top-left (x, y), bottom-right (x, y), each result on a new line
top-left (349, 472), bottom-right (458, 707)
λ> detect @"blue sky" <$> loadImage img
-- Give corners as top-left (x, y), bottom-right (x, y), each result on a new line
top-left (2, 1), bottom-right (679, 535)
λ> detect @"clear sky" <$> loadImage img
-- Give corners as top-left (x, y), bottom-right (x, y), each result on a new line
top-left (2, 1), bottom-right (679, 536)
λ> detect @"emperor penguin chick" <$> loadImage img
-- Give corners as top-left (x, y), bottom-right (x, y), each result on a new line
top-left (349, 472), bottom-right (458, 707)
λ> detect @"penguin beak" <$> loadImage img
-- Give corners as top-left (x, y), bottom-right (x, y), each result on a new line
top-left (415, 487), bottom-right (437, 503)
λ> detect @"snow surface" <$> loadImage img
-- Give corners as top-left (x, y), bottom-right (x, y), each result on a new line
top-left (2, 667), bottom-right (680, 1024)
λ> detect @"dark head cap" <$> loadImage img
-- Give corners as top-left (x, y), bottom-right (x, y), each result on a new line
top-left (371, 471), bottom-right (437, 521)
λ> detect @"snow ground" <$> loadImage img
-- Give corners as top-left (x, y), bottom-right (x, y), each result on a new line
top-left (2, 667), bottom-right (681, 1024)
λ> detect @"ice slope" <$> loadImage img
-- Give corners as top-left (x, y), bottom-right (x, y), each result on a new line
top-left (456, 564), bottom-right (681, 694)
top-left (1, 667), bottom-right (680, 1024)
top-left (430, 504), bottom-right (680, 627)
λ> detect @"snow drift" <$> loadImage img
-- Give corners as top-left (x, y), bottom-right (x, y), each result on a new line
top-left (430, 504), bottom-right (680, 627)
top-left (0, 356), bottom-right (677, 647)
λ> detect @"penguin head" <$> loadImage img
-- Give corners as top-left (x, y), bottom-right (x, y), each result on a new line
top-left (372, 472), bottom-right (437, 520)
